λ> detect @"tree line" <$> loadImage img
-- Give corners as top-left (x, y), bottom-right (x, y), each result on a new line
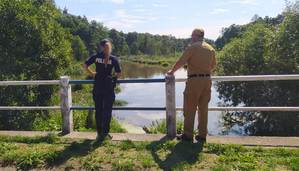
top-left (59, 8), bottom-right (193, 58)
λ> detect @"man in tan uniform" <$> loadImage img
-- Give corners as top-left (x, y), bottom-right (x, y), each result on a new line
top-left (167, 28), bottom-right (216, 142)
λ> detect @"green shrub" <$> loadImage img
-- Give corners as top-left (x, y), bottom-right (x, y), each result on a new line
top-left (145, 119), bottom-right (183, 134)
top-left (112, 158), bottom-right (135, 171)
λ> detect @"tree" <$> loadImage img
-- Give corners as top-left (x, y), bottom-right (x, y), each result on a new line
top-left (71, 36), bottom-right (88, 61)
top-left (216, 3), bottom-right (299, 136)
top-left (109, 29), bottom-right (129, 56)
top-left (0, 0), bottom-right (71, 130)
top-left (58, 14), bottom-right (109, 55)
top-left (215, 24), bottom-right (244, 50)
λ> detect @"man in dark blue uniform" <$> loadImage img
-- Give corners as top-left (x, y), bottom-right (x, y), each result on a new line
top-left (83, 39), bottom-right (121, 140)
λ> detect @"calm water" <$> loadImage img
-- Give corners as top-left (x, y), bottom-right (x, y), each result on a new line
top-left (113, 61), bottom-right (227, 135)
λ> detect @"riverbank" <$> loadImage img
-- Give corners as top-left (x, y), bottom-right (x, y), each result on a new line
top-left (0, 134), bottom-right (298, 170)
top-left (121, 55), bottom-right (180, 67)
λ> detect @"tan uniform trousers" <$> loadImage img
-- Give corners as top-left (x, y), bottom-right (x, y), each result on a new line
top-left (183, 78), bottom-right (211, 138)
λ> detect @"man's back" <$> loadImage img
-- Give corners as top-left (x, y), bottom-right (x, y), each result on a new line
top-left (167, 28), bottom-right (217, 142)
top-left (186, 42), bottom-right (216, 75)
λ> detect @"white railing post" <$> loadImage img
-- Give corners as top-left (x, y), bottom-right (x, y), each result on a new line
top-left (60, 76), bottom-right (73, 134)
top-left (165, 75), bottom-right (176, 138)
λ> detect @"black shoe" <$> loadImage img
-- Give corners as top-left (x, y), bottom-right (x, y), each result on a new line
top-left (195, 135), bottom-right (206, 143)
top-left (96, 132), bottom-right (112, 141)
top-left (176, 134), bottom-right (193, 142)
top-left (104, 133), bottom-right (113, 140)
top-left (96, 133), bottom-right (105, 141)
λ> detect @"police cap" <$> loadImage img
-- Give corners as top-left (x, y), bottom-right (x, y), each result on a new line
top-left (100, 38), bottom-right (112, 46)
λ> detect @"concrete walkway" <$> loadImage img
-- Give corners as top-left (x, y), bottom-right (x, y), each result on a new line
top-left (1, 131), bottom-right (299, 148)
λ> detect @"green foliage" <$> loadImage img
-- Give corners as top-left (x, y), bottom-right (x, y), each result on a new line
top-left (112, 158), bottom-right (135, 171)
top-left (0, 142), bottom-right (18, 154)
top-left (109, 29), bottom-right (129, 56)
top-left (215, 24), bottom-right (244, 50)
top-left (215, 14), bottom-right (284, 50)
top-left (58, 13), bottom-right (109, 55)
top-left (119, 140), bottom-right (136, 150)
top-left (81, 153), bottom-right (104, 171)
top-left (0, 0), bottom-right (72, 130)
top-left (58, 12), bottom-right (190, 58)
top-left (2, 144), bottom-right (61, 170)
top-left (71, 35), bottom-right (88, 61)
top-left (145, 119), bottom-right (183, 134)
top-left (0, 133), bottom-right (59, 144)
top-left (122, 55), bottom-right (179, 68)
top-left (110, 118), bottom-right (127, 133)
top-left (216, 2), bottom-right (299, 136)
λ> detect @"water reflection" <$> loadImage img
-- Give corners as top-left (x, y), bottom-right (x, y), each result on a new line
top-left (114, 61), bottom-right (224, 135)
top-left (120, 61), bottom-right (168, 79)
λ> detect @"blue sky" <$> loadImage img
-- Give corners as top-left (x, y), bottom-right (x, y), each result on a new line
top-left (54, 0), bottom-right (295, 40)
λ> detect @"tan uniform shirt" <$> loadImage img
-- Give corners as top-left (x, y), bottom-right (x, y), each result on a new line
top-left (178, 41), bottom-right (216, 75)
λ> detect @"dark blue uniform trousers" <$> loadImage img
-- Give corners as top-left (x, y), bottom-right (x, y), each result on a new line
top-left (92, 77), bottom-right (115, 135)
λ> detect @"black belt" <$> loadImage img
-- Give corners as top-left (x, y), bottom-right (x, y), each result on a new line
top-left (188, 74), bottom-right (210, 78)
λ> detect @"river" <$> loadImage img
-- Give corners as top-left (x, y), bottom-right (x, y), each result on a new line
top-left (112, 61), bottom-right (235, 135)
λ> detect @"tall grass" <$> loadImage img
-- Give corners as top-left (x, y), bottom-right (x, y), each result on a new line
top-left (144, 119), bottom-right (184, 134)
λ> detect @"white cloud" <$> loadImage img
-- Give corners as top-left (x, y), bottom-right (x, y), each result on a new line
top-left (89, 9), bottom-right (158, 30)
top-left (149, 27), bottom-right (191, 38)
top-left (89, 15), bottom-right (106, 22)
top-left (132, 8), bottom-right (147, 12)
top-left (71, 0), bottom-right (125, 4)
top-left (210, 8), bottom-right (230, 14)
top-left (229, 0), bottom-right (258, 5)
top-left (152, 3), bottom-right (168, 8)
top-left (106, 9), bottom-right (145, 29)
top-left (148, 24), bottom-right (225, 40)
top-left (109, 0), bottom-right (125, 4)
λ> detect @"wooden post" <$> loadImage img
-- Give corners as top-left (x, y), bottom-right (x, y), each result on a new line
top-left (60, 76), bottom-right (73, 134)
top-left (165, 75), bottom-right (176, 138)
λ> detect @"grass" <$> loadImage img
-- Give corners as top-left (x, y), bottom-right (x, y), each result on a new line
top-left (0, 135), bottom-right (298, 171)
top-left (144, 119), bottom-right (184, 134)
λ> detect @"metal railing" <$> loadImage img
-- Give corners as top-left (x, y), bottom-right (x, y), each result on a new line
top-left (1, 74), bottom-right (299, 137)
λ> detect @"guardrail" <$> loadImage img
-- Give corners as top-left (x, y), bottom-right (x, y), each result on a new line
top-left (1, 74), bottom-right (299, 137)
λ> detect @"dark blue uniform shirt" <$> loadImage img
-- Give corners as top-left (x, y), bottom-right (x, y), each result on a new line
top-left (84, 52), bottom-right (121, 76)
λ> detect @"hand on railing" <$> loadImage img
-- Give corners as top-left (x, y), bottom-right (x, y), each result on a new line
top-left (166, 70), bottom-right (174, 76)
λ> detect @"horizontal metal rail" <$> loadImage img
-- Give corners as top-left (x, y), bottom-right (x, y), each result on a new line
top-left (0, 80), bottom-right (60, 86)
top-left (1, 106), bottom-right (299, 112)
top-left (1, 75), bottom-right (299, 86)
top-left (0, 106), bottom-right (61, 110)
top-left (176, 74), bottom-right (299, 82)
top-left (71, 106), bottom-right (166, 111)
top-left (70, 75), bottom-right (299, 84)
top-left (69, 78), bottom-right (165, 85)
top-left (178, 107), bottom-right (299, 112)
top-left (73, 106), bottom-right (299, 112)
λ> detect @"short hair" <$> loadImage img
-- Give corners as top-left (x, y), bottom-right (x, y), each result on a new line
top-left (192, 28), bottom-right (205, 38)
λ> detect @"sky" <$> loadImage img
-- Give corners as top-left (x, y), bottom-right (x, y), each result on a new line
top-left (54, 0), bottom-right (296, 40)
